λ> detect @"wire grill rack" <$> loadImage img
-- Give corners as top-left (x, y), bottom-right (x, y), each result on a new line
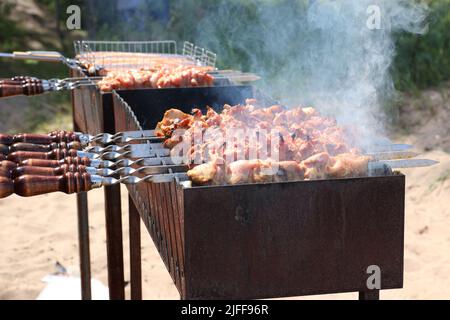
top-left (74, 40), bottom-right (217, 71)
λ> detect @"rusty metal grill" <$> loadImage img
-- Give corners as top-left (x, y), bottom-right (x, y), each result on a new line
top-left (108, 87), bottom-right (405, 299)
top-left (112, 86), bottom-right (255, 295)
top-left (68, 65), bottom-right (408, 299)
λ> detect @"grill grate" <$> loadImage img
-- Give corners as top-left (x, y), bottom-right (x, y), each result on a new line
top-left (74, 40), bottom-right (217, 71)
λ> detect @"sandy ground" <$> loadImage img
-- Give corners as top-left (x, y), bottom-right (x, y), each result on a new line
top-left (0, 185), bottom-right (179, 300)
top-left (0, 146), bottom-right (449, 300)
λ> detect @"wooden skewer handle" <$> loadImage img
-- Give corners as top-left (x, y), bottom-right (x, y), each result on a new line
top-left (12, 134), bottom-right (56, 145)
top-left (7, 149), bottom-right (79, 162)
top-left (19, 158), bottom-right (61, 168)
top-left (11, 76), bottom-right (38, 82)
top-left (0, 84), bottom-right (24, 98)
top-left (0, 78), bottom-right (41, 86)
top-left (13, 131), bottom-right (79, 144)
top-left (14, 172), bottom-right (93, 197)
top-left (12, 164), bottom-right (88, 178)
top-left (0, 134), bottom-right (13, 145)
top-left (0, 167), bottom-right (11, 178)
top-left (19, 156), bottom-right (92, 168)
top-left (0, 176), bottom-right (14, 199)
top-left (48, 131), bottom-right (80, 143)
top-left (9, 142), bottom-right (55, 153)
top-left (0, 144), bottom-right (8, 155)
top-left (0, 83), bottom-right (44, 98)
top-left (0, 160), bottom-right (17, 171)
top-left (8, 141), bottom-right (81, 153)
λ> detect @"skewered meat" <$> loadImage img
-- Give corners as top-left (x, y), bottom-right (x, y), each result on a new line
top-left (186, 161), bottom-right (219, 185)
top-left (156, 100), bottom-right (369, 185)
top-left (186, 155), bottom-right (369, 185)
top-left (77, 52), bottom-right (199, 76)
top-left (97, 65), bottom-right (215, 92)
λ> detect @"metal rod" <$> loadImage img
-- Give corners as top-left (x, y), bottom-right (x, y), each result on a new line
top-left (104, 184), bottom-right (125, 300)
top-left (73, 99), bottom-right (92, 300)
top-left (129, 195), bottom-right (142, 300)
top-left (76, 192), bottom-right (92, 300)
top-left (102, 91), bottom-right (125, 300)
top-left (0, 53), bottom-right (14, 58)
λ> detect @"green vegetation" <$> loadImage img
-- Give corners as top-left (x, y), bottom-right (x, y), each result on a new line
top-left (393, 0), bottom-right (450, 91)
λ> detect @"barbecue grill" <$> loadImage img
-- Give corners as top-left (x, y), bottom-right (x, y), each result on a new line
top-left (0, 84), bottom-right (414, 299)
top-left (109, 86), bottom-right (406, 299)
top-left (0, 39), bottom-right (413, 300)
top-left (66, 40), bottom-right (237, 300)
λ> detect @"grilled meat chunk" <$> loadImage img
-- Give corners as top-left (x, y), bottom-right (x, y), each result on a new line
top-left (161, 100), bottom-right (368, 185)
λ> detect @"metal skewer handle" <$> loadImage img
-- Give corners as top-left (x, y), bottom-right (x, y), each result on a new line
top-left (0, 51), bottom-right (94, 70)
top-left (6, 51), bottom-right (67, 63)
top-left (0, 171), bottom-right (187, 199)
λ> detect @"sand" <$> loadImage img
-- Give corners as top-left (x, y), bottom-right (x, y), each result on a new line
top-left (0, 185), bottom-right (180, 300)
top-left (1, 147), bottom-right (449, 300)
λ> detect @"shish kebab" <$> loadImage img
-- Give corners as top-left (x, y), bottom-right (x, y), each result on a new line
top-left (0, 97), bottom-right (440, 197)
top-left (0, 129), bottom-right (414, 151)
top-left (0, 129), bottom-right (437, 198)
top-left (0, 145), bottom-right (439, 199)
top-left (0, 68), bottom-right (261, 98)
top-left (0, 129), bottom-right (432, 166)
top-left (0, 130), bottom-right (427, 169)
top-left (0, 155), bottom-right (439, 200)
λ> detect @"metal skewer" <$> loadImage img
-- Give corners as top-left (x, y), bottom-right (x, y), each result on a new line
top-left (0, 51), bottom-right (102, 72)
top-left (2, 155), bottom-right (440, 200)
top-left (0, 171), bottom-right (189, 199)
top-left (372, 159), bottom-right (440, 168)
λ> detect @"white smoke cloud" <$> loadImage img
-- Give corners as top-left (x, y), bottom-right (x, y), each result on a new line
top-left (197, 0), bottom-right (429, 147)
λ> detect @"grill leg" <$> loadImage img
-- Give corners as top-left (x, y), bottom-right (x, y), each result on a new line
top-left (129, 195), bottom-right (142, 300)
top-left (77, 191), bottom-right (92, 300)
top-left (73, 115), bottom-right (92, 300)
top-left (104, 185), bottom-right (125, 300)
top-left (359, 290), bottom-right (380, 300)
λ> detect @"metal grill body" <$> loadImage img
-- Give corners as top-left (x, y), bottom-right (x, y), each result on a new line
top-left (111, 87), bottom-right (406, 299)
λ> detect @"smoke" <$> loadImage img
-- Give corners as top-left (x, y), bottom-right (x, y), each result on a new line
top-left (196, 0), bottom-right (428, 147)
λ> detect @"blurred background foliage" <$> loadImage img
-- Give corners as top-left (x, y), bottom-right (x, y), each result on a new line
top-left (0, 0), bottom-right (449, 132)
top-left (393, 0), bottom-right (450, 91)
